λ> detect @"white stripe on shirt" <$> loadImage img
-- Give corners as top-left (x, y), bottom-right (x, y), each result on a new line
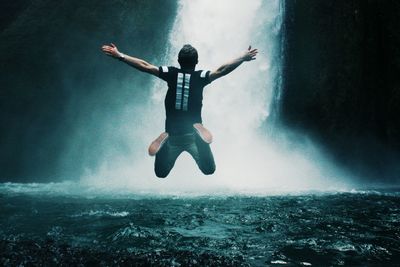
top-left (175, 73), bottom-right (184, 110)
top-left (182, 74), bottom-right (191, 111)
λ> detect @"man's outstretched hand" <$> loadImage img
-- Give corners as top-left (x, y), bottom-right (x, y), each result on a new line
top-left (101, 43), bottom-right (123, 59)
top-left (242, 46), bottom-right (258, 61)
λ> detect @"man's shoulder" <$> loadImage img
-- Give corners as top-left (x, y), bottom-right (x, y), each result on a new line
top-left (160, 66), bottom-right (179, 73)
top-left (164, 68), bottom-right (205, 77)
top-left (195, 70), bottom-right (210, 79)
top-left (158, 66), bottom-right (179, 82)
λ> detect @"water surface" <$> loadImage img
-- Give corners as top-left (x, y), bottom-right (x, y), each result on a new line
top-left (1, 183), bottom-right (399, 266)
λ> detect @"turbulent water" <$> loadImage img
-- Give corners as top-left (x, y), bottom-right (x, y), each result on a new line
top-left (1, 183), bottom-right (399, 266)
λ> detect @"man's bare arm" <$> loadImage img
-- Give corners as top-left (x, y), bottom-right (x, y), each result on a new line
top-left (209, 46), bottom-right (258, 82)
top-left (101, 43), bottom-right (159, 76)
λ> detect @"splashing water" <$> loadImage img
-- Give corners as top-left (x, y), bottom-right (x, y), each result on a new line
top-left (82, 0), bottom-right (351, 194)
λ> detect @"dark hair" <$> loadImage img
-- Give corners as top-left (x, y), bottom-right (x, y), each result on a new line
top-left (178, 44), bottom-right (198, 69)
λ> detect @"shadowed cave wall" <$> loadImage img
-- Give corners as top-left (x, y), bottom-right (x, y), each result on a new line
top-left (0, 0), bottom-right (177, 182)
top-left (281, 0), bottom-right (400, 182)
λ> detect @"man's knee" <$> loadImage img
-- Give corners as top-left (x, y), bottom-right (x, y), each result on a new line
top-left (155, 168), bottom-right (170, 178)
top-left (154, 152), bottom-right (172, 178)
top-left (201, 165), bottom-right (216, 175)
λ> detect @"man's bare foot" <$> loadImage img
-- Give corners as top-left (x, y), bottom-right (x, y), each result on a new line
top-left (193, 123), bottom-right (213, 144)
top-left (148, 132), bottom-right (169, 156)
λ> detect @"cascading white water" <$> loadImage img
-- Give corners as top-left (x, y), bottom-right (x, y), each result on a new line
top-left (82, 0), bottom-right (350, 194)
top-left (157, 0), bottom-right (289, 188)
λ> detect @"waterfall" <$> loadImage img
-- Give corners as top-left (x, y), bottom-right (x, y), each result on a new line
top-left (82, 0), bottom-right (349, 194)
top-left (268, 0), bottom-right (286, 127)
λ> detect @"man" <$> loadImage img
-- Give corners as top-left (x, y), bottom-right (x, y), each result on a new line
top-left (101, 43), bottom-right (258, 177)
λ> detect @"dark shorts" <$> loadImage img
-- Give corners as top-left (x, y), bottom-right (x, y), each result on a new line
top-left (154, 132), bottom-right (216, 178)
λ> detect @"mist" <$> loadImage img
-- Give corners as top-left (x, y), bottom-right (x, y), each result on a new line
top-left (1, 0), bottom-right (375, 193)
top-left (78, 0), bottom-right (352, 194)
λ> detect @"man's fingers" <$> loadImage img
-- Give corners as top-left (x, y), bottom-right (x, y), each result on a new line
top-left (102, 46), bottom-right (116, 53)
top-left (100, 44), bottom-right (118, 57)
top-left (102, 45), bottom-right (112, 50)
top-left (248, 45), bottom-right (252, 51)
top-left (101, 47), bottom-right (114, 56)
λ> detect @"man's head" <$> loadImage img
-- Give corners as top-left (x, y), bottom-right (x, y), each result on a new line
top-left (178, 44), bottom-right (198, 70)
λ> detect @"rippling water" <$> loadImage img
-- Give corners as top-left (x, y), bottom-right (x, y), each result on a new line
top-left (1, 183), bottom-right (399, 266)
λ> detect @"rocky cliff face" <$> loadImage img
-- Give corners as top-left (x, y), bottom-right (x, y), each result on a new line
top-left (0, 0), bottom-right (176, 181)
top-left (281, 0), bottom-right (400, 181)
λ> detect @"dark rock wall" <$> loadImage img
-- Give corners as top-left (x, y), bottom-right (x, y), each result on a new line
top-left (0, 0), bottom-right (177, 182)
top-left (281, 0), bottom-right (400, 181)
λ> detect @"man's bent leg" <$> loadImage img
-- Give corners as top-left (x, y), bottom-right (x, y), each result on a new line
top-left (188, 134), bottom-right (216, 175)
top-left (154, 141), bottom-right (181, 178)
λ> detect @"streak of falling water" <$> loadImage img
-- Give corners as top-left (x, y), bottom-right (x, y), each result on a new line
top-left (82, 0), bottom-right (351, 194)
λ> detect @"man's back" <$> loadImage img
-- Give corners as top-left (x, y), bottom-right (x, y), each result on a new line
top-left (159, 66), bottom-right (212, 135)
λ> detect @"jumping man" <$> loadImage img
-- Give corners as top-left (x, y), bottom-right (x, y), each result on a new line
top-left (101, 43), bottom-right (258, 177)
